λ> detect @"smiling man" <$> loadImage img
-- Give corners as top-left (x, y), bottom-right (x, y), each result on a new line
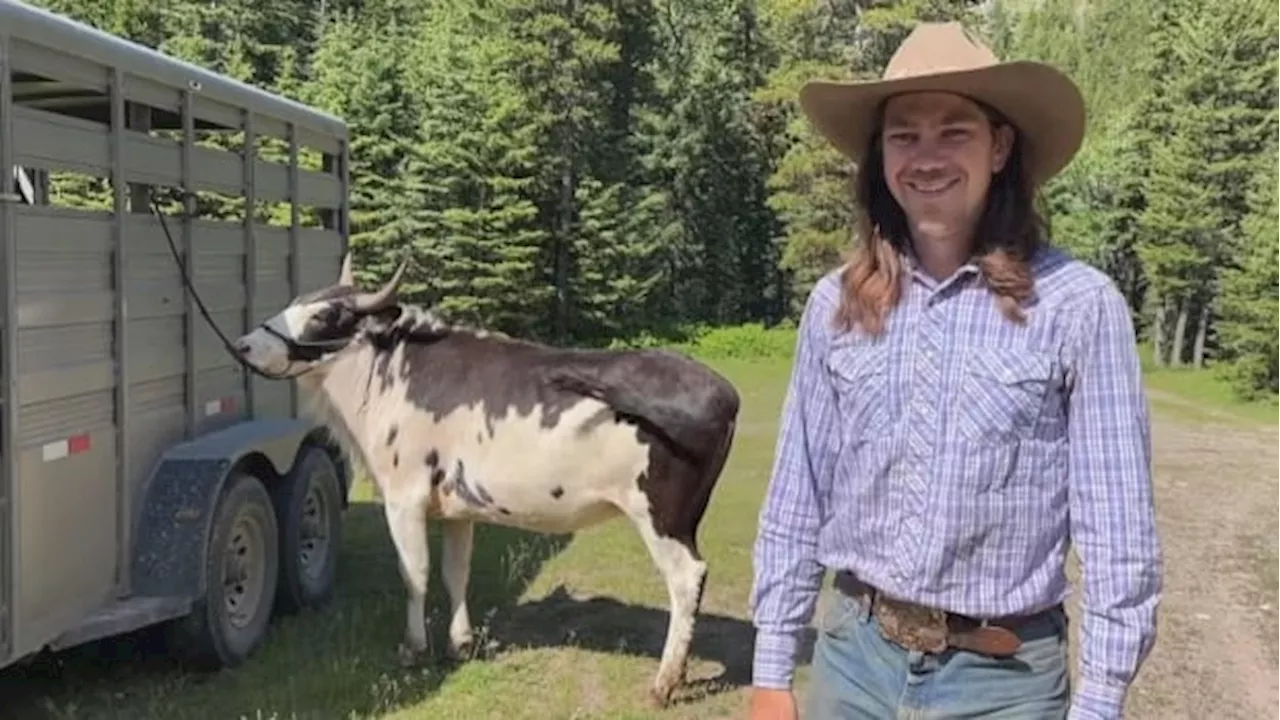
top-left (747, 22), bottom-right (1162, 720)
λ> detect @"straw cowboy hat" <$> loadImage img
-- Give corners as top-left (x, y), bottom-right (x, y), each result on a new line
top-left (798, 21), bottom-right (1086, 184)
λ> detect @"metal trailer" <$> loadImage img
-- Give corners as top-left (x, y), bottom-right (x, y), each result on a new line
top-left (0, 0), bottom-right (354, 672)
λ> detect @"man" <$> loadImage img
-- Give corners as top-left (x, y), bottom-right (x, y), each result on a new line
top-left (748, 21), bottom-right (1162, 720)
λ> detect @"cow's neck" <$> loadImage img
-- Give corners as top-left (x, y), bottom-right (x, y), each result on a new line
top-left (295, 341), bottom-right (384, 474)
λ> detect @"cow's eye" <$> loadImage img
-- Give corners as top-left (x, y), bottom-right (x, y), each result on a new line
top-left (319, 305), bottom-right (344, 324)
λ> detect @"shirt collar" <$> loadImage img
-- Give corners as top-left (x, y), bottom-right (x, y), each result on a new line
top-left (898, 246), bottom-right (982, 293)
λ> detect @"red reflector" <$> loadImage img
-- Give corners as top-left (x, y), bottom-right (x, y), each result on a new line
top-left (67, 433), bottom-right (92, 455)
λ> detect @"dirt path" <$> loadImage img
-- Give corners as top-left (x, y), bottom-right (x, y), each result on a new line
top-left (1066, 413), bottom-right (1279, 719)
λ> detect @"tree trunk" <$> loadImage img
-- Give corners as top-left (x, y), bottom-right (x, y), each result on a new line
top-left (554, 162), bottom-right (573, 343)
top-left (1153, 295), bottom-right (1171, 367)
top-left (1170, 294), bottom-right (1190, 367)
top-left (1192, 300), bottom-right (1211, 369)
top-left (551, 0), bottom-right (575, 344)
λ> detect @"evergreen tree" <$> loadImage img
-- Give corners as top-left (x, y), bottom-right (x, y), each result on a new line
top-left (15, 0), bottom-right (1279, 397)
top-left (401, 2), bottom-right (550, 333)
top-left (1216, 160), bottom-right (1279, 398)
top-left (302, 12), bottom-right (420, 288)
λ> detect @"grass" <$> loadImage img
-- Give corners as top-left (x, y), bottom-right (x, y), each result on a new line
top-left (1, 329), bottom-right (1274, 719)
top-left (1136, 343), bottom-right (1278, 425)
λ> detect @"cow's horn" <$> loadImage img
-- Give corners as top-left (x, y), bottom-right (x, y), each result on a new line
top-left (352, 258), bottom-right (407, 313)
top-left (338, 252), bottom-right (354, 286)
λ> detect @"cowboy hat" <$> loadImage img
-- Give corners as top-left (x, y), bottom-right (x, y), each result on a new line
top-left (798, 21), bottom-right (1086, 184)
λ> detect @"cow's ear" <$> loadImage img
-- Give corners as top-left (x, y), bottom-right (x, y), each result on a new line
top-left (360, 306), bottom-right (403, 336)
top-left (373, 306), bottom-right (403, 324)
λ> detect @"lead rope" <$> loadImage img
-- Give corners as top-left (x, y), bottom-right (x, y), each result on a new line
top-left (147, 194), bottom-right (285, 380)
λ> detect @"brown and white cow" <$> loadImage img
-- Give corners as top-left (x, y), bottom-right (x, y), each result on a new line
top-left (231, 256), bottom-right (740, 707)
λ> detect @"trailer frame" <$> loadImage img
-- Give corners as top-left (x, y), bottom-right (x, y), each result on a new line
top-left (0, 0), bottom-right (354, 671)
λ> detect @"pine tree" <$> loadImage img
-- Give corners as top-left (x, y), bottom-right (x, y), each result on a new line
top-left (301, 12), bottom-right (420, 287)
top-left (640, 0), bottom-right (782, 325)
top-left (398, 1), bottom-right (551, 334)
top-left (1215, 161), bottom-right (1279, 398)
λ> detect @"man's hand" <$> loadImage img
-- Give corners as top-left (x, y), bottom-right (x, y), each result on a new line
top-left (747, 687), bottom-right (798, 720)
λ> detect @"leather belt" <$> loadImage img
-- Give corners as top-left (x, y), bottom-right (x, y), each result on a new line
top-left (833, 571), bottom-right (1060, 658)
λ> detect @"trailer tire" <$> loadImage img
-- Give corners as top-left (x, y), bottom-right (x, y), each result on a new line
top-left (272, 444), bottom-right (342, 614)
top-left (170, 470), bottom-right (280, 669)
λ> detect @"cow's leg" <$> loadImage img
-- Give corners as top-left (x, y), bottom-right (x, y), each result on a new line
top-left (440, 518), bottom-right (475, 661)
top-left (383, 496), bottom-right (431, 666)
top-left (625, 505), bottom-right (708, 709)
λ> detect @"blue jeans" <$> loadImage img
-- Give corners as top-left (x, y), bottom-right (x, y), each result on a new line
top-left (804, 590), bottom-right (1071, 719)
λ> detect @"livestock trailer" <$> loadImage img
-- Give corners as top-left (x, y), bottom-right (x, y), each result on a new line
top-left (0, 0), bottom-right (354, 672)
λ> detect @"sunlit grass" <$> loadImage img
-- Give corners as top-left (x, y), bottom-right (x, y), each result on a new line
top-left (1137, 343), bottom-right (1278, 426)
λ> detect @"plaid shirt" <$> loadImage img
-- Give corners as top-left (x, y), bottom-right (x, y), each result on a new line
top-left (750, 247), bottom-right (1163, 720)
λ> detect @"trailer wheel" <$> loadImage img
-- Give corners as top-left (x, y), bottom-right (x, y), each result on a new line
top-left (170, 471), bottom-right (280, 669)
top-left (272, 445), bottom-right (342, 613)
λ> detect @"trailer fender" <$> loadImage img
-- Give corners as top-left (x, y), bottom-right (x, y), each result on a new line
top-left (129, 418), bottom-right (328, 600)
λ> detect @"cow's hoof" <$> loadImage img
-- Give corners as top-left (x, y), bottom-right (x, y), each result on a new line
top-left (397, 642), bottom-right (428, 668)
top-left (647, 686), bottom-right (673, 710)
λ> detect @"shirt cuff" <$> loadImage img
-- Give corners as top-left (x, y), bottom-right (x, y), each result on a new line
top-left (1068, 677), bottom-right (1128, 720)
top-left (751, 627), bottom-right (804, 689)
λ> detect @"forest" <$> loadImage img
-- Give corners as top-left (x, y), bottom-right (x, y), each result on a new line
top-left (26, 0), bottom-right (1280, 399)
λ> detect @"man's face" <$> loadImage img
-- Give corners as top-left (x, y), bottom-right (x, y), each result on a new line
top-left (880, 91), bottom-right (1013, 243)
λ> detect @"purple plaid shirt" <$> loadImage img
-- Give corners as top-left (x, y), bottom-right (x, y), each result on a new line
top-left (750, 247), bottom-right (1162, 720)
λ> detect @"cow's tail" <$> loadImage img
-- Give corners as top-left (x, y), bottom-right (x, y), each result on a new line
top-left (547, 360), bottom-right (740, 465)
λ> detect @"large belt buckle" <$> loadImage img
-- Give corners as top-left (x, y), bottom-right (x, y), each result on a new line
top-left (872, 593), bottom-right (949, 654)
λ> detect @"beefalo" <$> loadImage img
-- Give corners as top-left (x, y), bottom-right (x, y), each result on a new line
top-left (232, 256), bottom-right (741, 706)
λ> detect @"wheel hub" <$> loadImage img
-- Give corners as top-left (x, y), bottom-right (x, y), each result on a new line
top-left (298, 480), bottom-right (331, 582)
top-left (222, 509), bottom-right (267, 628)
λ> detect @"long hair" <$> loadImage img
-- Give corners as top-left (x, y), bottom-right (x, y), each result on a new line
top-left (834, 100), bottom-right (1049, 335)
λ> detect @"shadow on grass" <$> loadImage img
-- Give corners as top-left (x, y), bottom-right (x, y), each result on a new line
top-left (482, 584), bottom-right (817, 707)
top-left (0, 500), bottom-right (574, 720)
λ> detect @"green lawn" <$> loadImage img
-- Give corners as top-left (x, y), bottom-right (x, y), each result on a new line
top-left (2, 342), bottom-right (1273, 719)
top-left (1136, 343), bottom-right (1278, 425)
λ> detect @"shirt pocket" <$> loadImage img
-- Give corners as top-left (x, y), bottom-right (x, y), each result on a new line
top-left (827, 342), bottom-right (893, 446)
top-left (956, 347), bottom-right (1056, 446)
